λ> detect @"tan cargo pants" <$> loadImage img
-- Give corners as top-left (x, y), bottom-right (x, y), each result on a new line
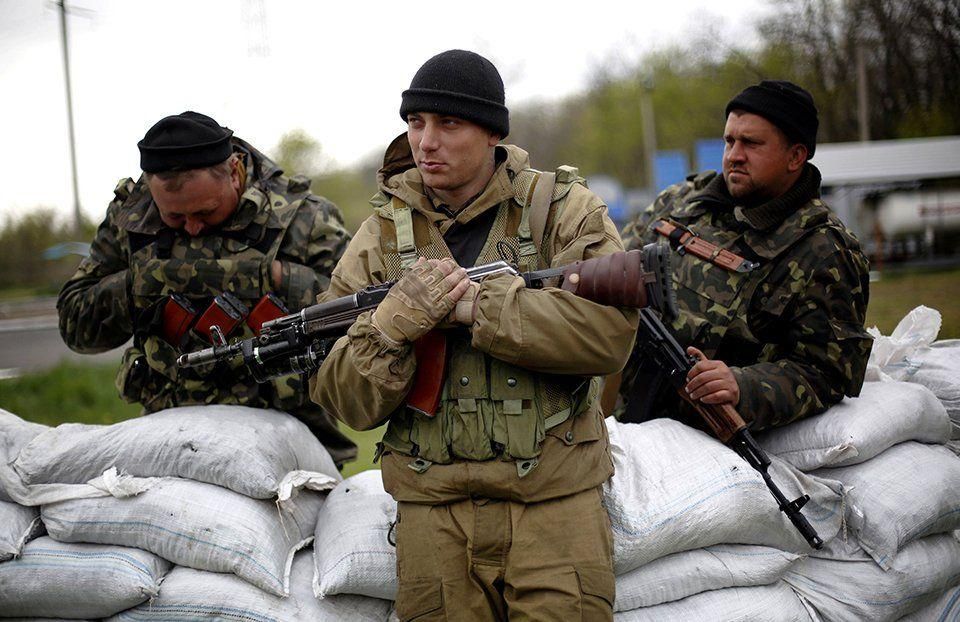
top-left (394, 486), bottom-right (615, 621)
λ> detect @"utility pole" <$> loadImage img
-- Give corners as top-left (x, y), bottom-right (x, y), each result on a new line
top-left (856, 44), bottom-right (870, 142)
top-left (639, 73), bottom-right (658, 190)
top-left (58, 0), bottom-right (82, 233)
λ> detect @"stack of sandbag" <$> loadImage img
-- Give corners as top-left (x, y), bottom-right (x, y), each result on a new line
top-left (865, 305), bottom-right (960, 442)
top-left (0, 405), bottom-right (386, 619)
top-left (605, 417), bottom-right (842, 620)
top-left (107, 547), bottom-right (393, 621)
top-left (756, 379), bottom-right (960, 621)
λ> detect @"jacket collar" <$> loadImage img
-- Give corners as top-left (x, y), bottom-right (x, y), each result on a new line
top-left (376, 133), bottom-right (530, 231)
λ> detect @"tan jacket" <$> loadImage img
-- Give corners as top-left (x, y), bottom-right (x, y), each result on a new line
top-left (310, 139), bottom-right (637, 504)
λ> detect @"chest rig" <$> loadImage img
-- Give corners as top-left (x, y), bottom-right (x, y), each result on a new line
top-left (377, 167), bottom-right (596, 476)
top-left (114, 175), bottom-right (306, 412)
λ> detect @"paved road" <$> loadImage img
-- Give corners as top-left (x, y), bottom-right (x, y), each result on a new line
top-left (0, 317), bottom-right (125, 378)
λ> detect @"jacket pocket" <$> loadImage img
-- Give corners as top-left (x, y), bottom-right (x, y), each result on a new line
top-left (396, 577), bottom-right (446, 621)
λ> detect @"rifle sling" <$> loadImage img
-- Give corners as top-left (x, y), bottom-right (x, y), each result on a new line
top-left (653, 219), bottom-right (757, 273)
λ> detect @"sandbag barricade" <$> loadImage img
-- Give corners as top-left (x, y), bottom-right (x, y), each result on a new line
top-left (312, 469), bottom-right (398, 601)
top-left (10, 405), bottom-right (340, 501)
top-left (604, 417), bottom-right (844, 575)
top-left (0, 500), bottom-right (42, 561)
top-left (755, 381), bottom-right (951, 471)
top-left (0, 536), bottom-right (170, 618)
top-left (106, 549), bottom-right (393, 622)
top-left (41, 477), bottom-right (322, 597)
top-left (613, 581), bottom-right (816, 622)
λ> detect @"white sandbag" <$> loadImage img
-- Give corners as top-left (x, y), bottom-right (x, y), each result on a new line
top-left (0, 500), bottom-right (42, 560)
top-left (614, 581), bottom-right (814, 622)
top-left (899, 583), bottom-right (960, 622)
top-left (865, 305), bottom-right (942, 382)
top-left (0, 535), bottom-right (170, 618)
top-left (41, 477), bottom-right (323, 596)
top-left (756, 382), bottom-right (951, 471)
top-left (106, 549), bottom-right (393, 622)
top-left (605, 418), bottom-right (844, 574)
top-left (814, 441), bottom-right (960, 569)
top-left (908, 340), bottom-right (960, 437)
top-left (13, 405), bottom-right (340, 501)
top-left (313, 469), bottom-right (397, 601)
top-left (784, 533), bottom-right (960, 622)
top-left (614, 544), bottom-right (803, 611)
top-left (0, 410), bottom-right (48, 502)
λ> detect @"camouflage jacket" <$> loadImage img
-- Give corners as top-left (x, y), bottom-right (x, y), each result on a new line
top-left (621, 165), bottom-right (872, 430)
top-left (57, 138), bottom-right (356, 464)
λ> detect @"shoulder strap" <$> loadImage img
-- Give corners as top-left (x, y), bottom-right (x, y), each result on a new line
top-left (528, 171), bottom-right (556, 253)
top-left (391, 196), bottom-right (419, 269)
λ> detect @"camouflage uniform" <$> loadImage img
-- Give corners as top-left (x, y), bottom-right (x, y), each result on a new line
top-left (311, 137), bottom-right (636, 620)
top-left (620, 164), bottom-right (872, 430)
top-left (57, 137), bottom-right (357, 465)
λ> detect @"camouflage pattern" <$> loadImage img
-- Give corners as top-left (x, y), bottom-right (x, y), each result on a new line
top-left (57, 137), bottom-right (357, 464)
top-left (620, 165), bottom-right (872, 430)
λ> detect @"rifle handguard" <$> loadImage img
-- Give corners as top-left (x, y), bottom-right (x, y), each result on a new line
top-left (560, 244), bottom-right (677, 319)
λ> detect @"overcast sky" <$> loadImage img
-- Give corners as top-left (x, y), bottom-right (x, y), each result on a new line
top-left (0, 0), bottom-right (768, 225)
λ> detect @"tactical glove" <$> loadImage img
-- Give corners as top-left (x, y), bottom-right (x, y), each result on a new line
top-left (372, 258), bottom-right (468, 343)
top-left (446, 281), bottom-right (480, 326)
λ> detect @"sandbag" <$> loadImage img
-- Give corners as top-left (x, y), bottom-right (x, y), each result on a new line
top-left (12, 405), bottom-right (340, 501)
top-left (41, 477), bottom-right (322, 596)
top-left (756, 382), bottom-right (950, 471)
top-left (908, 340), bottom-right (960, 438)
top-left (614, 544), bottom-right (803, 612)
top-left (865, 305), bottom-right (942, 382)
top-left (313, 469), bottom-right (397, 601)
top-left (613, 581), bottom-right (815, 622)
top-left (813, 441), bottom-right (960, 569)
top-left (899, 583), bottom-right (960, 622)
top-left (784, 533), bottom-right (960, 621)
top-left (605, 418), bottom-right (843, 574)
top-left (0, 500), bottom-right (42, 560)
top-left (106, 549), bottom-right (393, 622)
top-left (0, 410), bottom-right (48, 502)
top-left (0, 535), bottom-right (170, 618)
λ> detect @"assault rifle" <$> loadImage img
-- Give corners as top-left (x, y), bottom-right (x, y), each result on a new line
top-left (633, 307), bottom-right (825, 550)
top-left (178, 245), bottom-right (676, 414)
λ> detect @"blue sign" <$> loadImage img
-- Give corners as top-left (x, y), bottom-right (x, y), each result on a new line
top-left (654, 151), bottom-right (689, 192)
top-left (695, 139), bottom-right (725, 173)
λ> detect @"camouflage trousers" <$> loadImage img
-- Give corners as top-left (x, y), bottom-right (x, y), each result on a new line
top-left (394, 487), bottom-right (615, 621)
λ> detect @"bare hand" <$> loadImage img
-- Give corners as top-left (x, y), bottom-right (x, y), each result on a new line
top-left (684, 346), bottom-right (740, 406)
top-left (271, 260), bottom-right (283, 290)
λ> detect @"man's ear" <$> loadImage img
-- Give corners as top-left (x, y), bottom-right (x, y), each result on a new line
top-left (488, 131), bottom-right (501, 147)
top-left (230, 157), bottom-right (242, 194)
top-left (787, 143), bottom-right (808, 173)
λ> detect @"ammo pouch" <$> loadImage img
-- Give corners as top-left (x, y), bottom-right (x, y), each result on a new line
top-left (381, 336), bottom-right (593, 468)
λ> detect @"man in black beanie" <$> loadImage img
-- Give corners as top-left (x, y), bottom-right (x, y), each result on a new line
top-left (57, 111), bottom-right (358, 467)
top-left (614, 81), bottom-right (872, 436)
top-left (310, 50), bottom-right (636, 619)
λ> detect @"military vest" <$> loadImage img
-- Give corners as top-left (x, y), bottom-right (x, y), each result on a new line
top-left (112, 171), bottom-right (312, 413)
top-left (376, 166), bottom-right (598, 476)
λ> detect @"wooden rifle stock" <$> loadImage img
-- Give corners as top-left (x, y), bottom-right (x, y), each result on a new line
top-left (406, 330), bottom-right (447, 417)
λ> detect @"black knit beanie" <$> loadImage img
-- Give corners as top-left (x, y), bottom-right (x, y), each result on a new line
top-left (400, 50), bottom-right (509, 138)
top-left (138, 111), bottom-right (234, 173)
top-left (725, 80), bottom-right (818, 158)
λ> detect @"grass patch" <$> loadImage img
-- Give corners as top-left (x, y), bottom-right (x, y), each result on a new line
top-left (0, 361), bottom-right (382, 476)
top-left (866, 267), bottom-right (960, 338)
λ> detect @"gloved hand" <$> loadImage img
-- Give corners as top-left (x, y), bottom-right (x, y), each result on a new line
top-left (372, 258), bottom-right (471, 343)
top-left (446, 281), bottom-right (480, 326)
